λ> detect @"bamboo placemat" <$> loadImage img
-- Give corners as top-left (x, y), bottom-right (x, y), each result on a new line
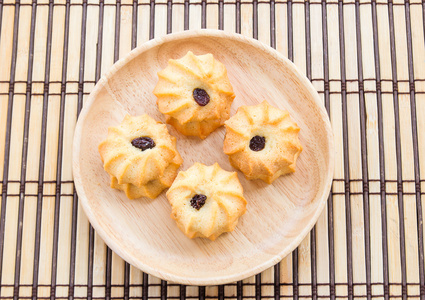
top-left (0, 0), bottom-right (425, 298)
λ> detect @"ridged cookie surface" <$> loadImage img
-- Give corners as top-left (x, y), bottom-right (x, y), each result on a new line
top-left (166, 163), bottom-right (247, 240)
top-left (99, 114), bottom-right (182, 199)
top-left (154, 51), bottom-right (235, 139)
top-left (224, 101), bottom-right (302, 184)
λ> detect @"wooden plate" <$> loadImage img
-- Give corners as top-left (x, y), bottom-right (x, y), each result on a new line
top-left (73, 30), bottom-right (334, 285)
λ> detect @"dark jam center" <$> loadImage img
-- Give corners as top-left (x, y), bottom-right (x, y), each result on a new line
top-left (249, 135), bottom-right (266, 151)
top-left (131, 137), bottom-right (155, 151)
top-left (193, 88), bottom-right (210, 106)
top-left (190, 194), bottom-right (207, 210)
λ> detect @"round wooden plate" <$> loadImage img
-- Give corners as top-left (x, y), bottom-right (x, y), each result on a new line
top-left (73, 30), bottom-right (334, 285)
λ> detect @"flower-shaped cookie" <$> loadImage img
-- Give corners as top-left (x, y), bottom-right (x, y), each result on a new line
top-left (166, 163), bottom-right (247, 240)
top-left (154, 51), bottom-right (235, 139)
top-left (98, 114), bottom-right (182, 198)
top-left (223, 101), bottom-right (302, 184)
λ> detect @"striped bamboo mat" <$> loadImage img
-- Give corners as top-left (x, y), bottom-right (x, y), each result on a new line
top-left (1, 0), bottom-right (425, 298)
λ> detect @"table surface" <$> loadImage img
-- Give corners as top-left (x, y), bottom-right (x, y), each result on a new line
top-left (1, 0), bottom-right (425, 299)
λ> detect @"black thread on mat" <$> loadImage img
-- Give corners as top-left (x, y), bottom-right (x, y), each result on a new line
top-left (123, 0), bottom-right (131, 267)
top-left (149, 0), bottom-right (154, 39)
top-left (2, 295), bottom-right (424, 300)
top-left (131, 0), bottom-right (138, 49)
top-left (105, 1), bottom-right (122, 298)
top-left (106, 1), bottom-right (123, 297)
top-left (253, 0), bottom-right (258, 39)
top-left (126, 0), bottom-right (134, 286)
top-left (70, 3), bottom-right (87, 295)
top-left (88, 1), bottom-right (105, 299)
top-left (330, 191), bottom-right (425, 196)
top-left (305, 1), bottom-right (317, 299)
top-left (1, 78), bottom-right (420, 92)
top-left (218, 285), bottom-right (224, 300)
top-left (201, 0), bottom-right (206, 28)
top-left (142, 273), bottom-right (148, 300)
top-left (114, 0), bottom-right (121, 62)
top-left (69, 179), bottom-right (80, 299)
top-left (38, 191), bottom-right (425, 198)
top-left (5, 192), bottom-right (124, 198)
top-left (12, 0), bottom-right (36, 299)
top-left (256, 274), bottom-right (261, 300)
top-left (272, 0), bottom-right (278, 297)
top-left (270, 0), bottom-right (275, 49)
top-left (3, 293), bottom-right (425, 299)
top-left (1, 1), bottom-right (414, 6)
top-left (0, 79), bottom-right (95, 84)
top-left (287, 0), bottom-right (292, 61)
top-left (0, 0), bottom-right (2, 42)
top-left (178, 27), bottom-right (186, 287)
top-left (4, 282), bottom-right (425, 288)
top-left (236, 0), bottom-right (241, 33)
top-left (423, 1), bottom-right (425, 44)
top-left (161, 280), bottom-right (167, 300)
top-left (87, 53), bottom-right (94, 300)
top-left (31, 1), bottom-right (53, 298)
top-left (0, 0), bottom-right (20, 288)
top-left (354, 1), bottom-right (371, 299)
top-left (287, 1), bottom-right (298, 299)
top-left (184, 0), bottom-right (189, 30)
top-left (50, 1), bottom-right (71, 299)
top-left (7, 179), bottom-right (74, 184)
top-left (274, 263), bottom-right (280, 300)
top-left (388, 1), bottom-right (407, 299)
top-left (0, 1), bottom-right (275, 5)
top-left (96, 0), bottom-right (104, 83)
top-left (9, 283), bottom-right (425, 299)
top-left (77, 0), bottom-right (87, 115)
top-left (124, 262), bottom-right (130, 300)
top-left (0, 91), bottom-right (210, 96)
top-left (199, 286), bottom-right (205, 300)
top-left (292, 250), bottom-right (298, 299)
top-left (179, 284), bottom-right (186, 300)
top-left (132, 0), bottom-right (137, 48)
top-left (237, 281), bottom-right (243, 300)
top-left (322, 1), bottom-right (335, 299)
top-left (219, 0), bottom-right (223, 30)
top-left (274, 78), bottom-right (284, 271)
top-left (405, 1), bottom-right (425, 298)
top-left (338, 1), bottom-right (353, 298)
top-left (167, 0), bottom-right (172, 33)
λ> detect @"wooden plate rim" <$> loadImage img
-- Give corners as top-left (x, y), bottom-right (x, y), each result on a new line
top-left (72, 29), bottom-right (334, 285)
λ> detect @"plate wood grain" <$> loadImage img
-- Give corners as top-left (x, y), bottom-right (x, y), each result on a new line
top-left (72, 30), bottom-right (334, 285)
